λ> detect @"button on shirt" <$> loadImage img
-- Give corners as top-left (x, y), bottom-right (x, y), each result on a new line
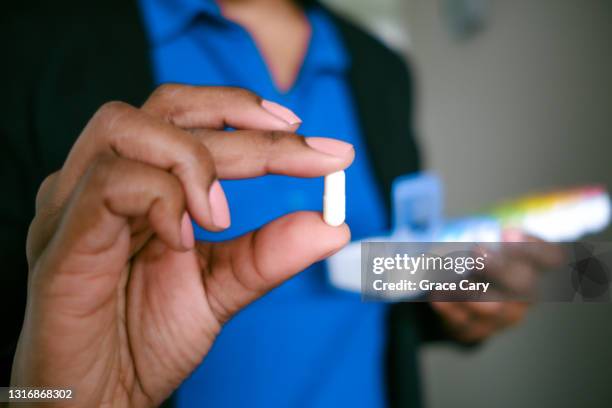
top-left (138, 0), bottom-right (390, 406)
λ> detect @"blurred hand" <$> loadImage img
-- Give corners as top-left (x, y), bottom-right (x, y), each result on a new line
top-left (431, 230), bottom-right (564, 343)
top-left (11, 85), bottom-right (354, 407)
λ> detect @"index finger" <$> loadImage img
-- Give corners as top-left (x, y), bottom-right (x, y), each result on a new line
top-left (142, 85), bottom-right (302, 132)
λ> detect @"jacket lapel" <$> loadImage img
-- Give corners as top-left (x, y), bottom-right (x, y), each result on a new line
top-left (37, 0), bottom-right (154, 174)
top-left (330, 12), bottom-right (422, 220)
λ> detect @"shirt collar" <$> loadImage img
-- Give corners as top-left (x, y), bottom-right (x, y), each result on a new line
top-left (305, 6), bottom-right (349, 75)
top-left (139, 0), bottom-right (349, 73)
top-left (140, 0), bottom-right (224, 45)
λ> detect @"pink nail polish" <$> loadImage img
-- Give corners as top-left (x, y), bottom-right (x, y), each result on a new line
top-left (261, 100), bottom-right (302, 125)
top-left (502, 228), bottom-right (525, 242)
top-left (181, 212), bottom-right (194, 249)
top-left (305, 137), bottom-right (354, 158)
top-left (209, 180), bottom-right (231, 229)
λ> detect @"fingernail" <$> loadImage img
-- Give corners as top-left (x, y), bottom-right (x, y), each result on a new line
top-left (181, 212), bottom-right (195, 249)
top-left (261, 100), bottom-right (302, 125)
top-left (209, 180), bottom-right (231, 229)
top-left (502, 228), bottom-right (525, 242)
top-left (306, 137), bottom-right (354, 158)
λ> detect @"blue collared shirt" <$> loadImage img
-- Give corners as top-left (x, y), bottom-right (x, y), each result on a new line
top-left (139, 0), bottom-right (389, 406)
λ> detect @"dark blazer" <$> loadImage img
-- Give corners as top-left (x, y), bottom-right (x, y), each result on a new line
top-left (1, 0), bottom-right (444, 406)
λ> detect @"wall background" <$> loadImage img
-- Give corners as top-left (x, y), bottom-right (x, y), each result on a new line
top-left (325, 0), bottom-right (612, 407)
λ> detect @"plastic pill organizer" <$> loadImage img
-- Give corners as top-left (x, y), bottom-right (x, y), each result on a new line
top-left (326, 172), bottom-right (611, 295)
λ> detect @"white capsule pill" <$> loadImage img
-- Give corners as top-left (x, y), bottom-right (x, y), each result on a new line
top-left (324, 170), bottom-right (346, 227)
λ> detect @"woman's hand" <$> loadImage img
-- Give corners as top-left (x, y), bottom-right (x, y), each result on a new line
top-left (11, 85), bottom-right (354, 407)
top-left (431, 231), bottom-right (564, 343)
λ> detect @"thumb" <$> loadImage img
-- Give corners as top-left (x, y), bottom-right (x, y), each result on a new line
top-left (203, 211), bottom-right (350, 323)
